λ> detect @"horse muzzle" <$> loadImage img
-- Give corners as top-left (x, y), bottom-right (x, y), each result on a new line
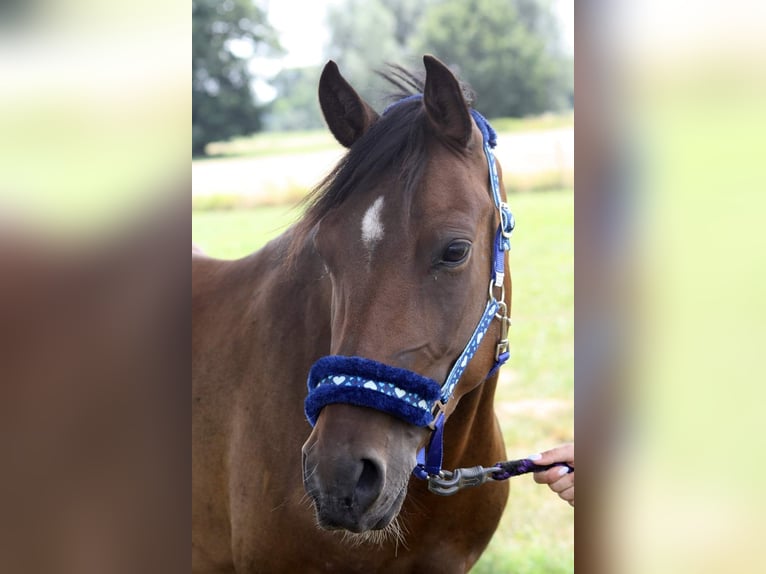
top-left (302, 356), bottom-right (438, 532)
top-left (302, 409), bottom-right (415, 533)
top-left (302, 445), bottom-right (407, 533)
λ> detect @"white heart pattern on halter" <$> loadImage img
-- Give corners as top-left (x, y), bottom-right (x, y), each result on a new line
top-left (316, 373), bottom-right (436, 417)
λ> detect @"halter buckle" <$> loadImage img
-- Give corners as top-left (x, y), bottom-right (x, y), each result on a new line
top-left (428, 401), bottom-right (446, 430)
top-left (494, 304), bottom-right (511, 361)
top-left (499, 202), bottom-right (515, 240)
top-left (495, 338), bottom-right (509, 362)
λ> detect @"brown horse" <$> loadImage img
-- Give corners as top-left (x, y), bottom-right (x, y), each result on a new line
top-left (192, 55), bottom-right (513, 573)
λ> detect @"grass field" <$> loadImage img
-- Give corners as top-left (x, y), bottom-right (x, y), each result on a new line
top-left (198, 111), bottom-right (573, 160)
top-left (192, 188), bottom-right (574, 573)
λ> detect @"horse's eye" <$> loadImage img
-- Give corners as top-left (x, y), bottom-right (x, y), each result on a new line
top-left (441, 240), bottom-right (472, 266)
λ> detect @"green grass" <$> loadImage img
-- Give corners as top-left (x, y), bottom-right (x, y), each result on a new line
top-left (192, 204), bottom-right (302, 259)
top-left (199, 111), bottom-right (573, 160)
top-left (0, 95), bottom-right (186, 235)
top-left (489, 111), bottom-right (574, 134)
top-left (467, 190), bottom-right (574, 573)
top-left (479, 192), bottom-right (573, 574)
top-left (191, 189), bottom-right (573, 572)
top-left (200, 129), bottom-right (338, 160)
top-left (501, 191), bottom-right (574, 399)
top-left (504, 169), bottom-right (575, 194)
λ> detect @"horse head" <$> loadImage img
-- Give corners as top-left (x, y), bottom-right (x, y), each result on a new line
top-left (300, 55), bottom-right (510, 536)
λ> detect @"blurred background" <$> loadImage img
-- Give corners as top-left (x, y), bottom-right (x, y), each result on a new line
top-left (192, 0), bottom-right (574, 205)
top-left (3, 0), bottom-right (764, 571)
top-left (192, 1), bottom-right (574, 572)
top-left (0, 0), bottom-right (188, 234)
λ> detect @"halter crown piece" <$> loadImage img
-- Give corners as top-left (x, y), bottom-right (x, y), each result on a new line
top-left (304, 94), bottom-right (516, 487)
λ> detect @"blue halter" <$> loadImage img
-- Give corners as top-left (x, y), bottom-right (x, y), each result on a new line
top-left (304, 95), bottom-right (515, 481)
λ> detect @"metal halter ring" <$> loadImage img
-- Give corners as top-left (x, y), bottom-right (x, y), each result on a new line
top-left (488, 278), bottom-right (505, 304)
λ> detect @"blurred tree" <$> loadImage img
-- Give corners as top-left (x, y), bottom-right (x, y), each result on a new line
top-left (324, 0), bottom-right (404, 107)
top-left (265, 0), bottom-right (434, 130)
top-left (192, 0), bottom-right (281, 155)
top-left (263, 67), bottom-right (325, 131)
top-left (266, 0), bottom-right (570, 133)
top-left (385, 0), bottom-right (432, 50)
top-left (416, 0), bottom-right (570, 117)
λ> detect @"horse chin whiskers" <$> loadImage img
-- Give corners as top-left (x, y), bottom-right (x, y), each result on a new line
top-left (300, 489), bottom-right (316, 512)
top-left (338, 515), bottom-right (409, 552)
top-left (309, 501), bottom-right (408, 551)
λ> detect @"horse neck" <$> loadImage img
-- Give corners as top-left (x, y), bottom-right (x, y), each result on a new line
top-left (199, 227), bottom-right (332, 400)
top-left (233, 227), bottom-right (329, 316)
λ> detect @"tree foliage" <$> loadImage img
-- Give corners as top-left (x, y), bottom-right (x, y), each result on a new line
top-left (192, 0), bottom-right (281, 155)
top-left (415, 0), bottom-right (570, 117)
top-left (245, 0), bottom-right (572, 135)
top-left (264, 67), bottom-right (325, 131)
top-left (304, 0), bottom-right (569, 121)
top-left (323, 0), bottom-right (407, 107)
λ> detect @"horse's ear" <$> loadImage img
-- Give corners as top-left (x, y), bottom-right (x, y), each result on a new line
top-left (318, 60), bottom-right (380, 148)
top-left (422, 55), bottom-right (472, 147)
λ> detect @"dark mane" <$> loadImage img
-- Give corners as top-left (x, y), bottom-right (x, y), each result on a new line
top-left (292, 65), bottom-right (475, 246)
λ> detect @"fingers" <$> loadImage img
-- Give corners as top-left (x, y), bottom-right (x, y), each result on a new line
top-left (530, 443), bottom-right (575, 507)
top-left (548, 471), bottom-right (574, 495)
top-left (530, 442), bottom-right (574, 467)
top-left (533, 463), bottom-right (572, 485)
top-left (535, 467), bottom-right (574, 506)
top-left (558, 485), bottom-right (574, 507)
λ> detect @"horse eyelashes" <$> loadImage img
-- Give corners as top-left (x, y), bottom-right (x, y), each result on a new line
top-left (440, 240), bottom-right (472, 267)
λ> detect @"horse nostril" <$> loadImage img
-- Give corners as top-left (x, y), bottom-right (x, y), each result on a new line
top-left (354, 458), bottom-right (383, 512)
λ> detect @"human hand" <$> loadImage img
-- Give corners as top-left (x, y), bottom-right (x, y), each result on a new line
top-left (531, 443), bottom-right (574, 507)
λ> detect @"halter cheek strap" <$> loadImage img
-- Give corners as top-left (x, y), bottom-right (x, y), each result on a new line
top-left (412, 108), bottom-right (514, 480)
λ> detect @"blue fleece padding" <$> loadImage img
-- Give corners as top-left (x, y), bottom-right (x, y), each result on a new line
top-left (305, 356), bottom-right (442, 427)
top-left (469, 109), bottom-right (497, 148)
top-left (382, 93), bottom-right (422, 116)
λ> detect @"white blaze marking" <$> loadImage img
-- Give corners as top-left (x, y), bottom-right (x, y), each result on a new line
top-left (361, 196), bottom-right (385, 250)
